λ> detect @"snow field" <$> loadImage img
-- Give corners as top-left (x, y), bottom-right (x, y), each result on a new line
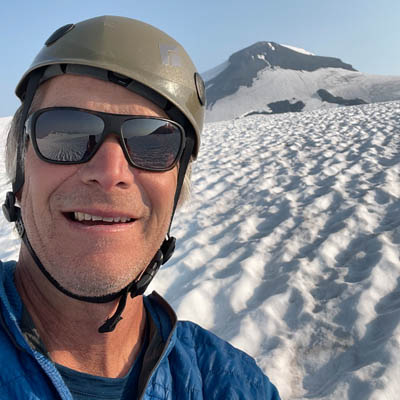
top-left (154, 101), bottom-right (400, 399)
top-left (1, 101), bottom-right (400, 399)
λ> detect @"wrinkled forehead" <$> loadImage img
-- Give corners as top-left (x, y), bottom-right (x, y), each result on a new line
top-left (32, 74), bottom-right (168, 118)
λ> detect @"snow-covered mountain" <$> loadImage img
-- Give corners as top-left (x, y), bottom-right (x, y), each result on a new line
top-left (204, 41), bottom-right (400, 122)
top-left (1, 100), bottom-right (400, 399)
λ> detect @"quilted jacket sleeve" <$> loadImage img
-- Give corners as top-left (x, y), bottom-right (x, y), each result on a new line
top-left (175, 321), bottom-right (280, 400)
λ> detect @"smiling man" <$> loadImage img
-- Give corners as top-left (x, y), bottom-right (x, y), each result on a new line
top-left (0, 16), bottom-right (280, 399)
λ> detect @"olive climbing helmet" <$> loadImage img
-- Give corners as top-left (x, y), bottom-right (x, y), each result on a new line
top-left (17, 16), bottom-right (204, 150)
top-left (3, 15), bottom-right (205, 333)
top-left (14, 15), bottom-right (205, 193)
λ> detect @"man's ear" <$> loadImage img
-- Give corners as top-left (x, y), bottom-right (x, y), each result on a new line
top-left (15, 193), bottom-right (21, 205)
top-left (15, 186), bottom-right (23, 205)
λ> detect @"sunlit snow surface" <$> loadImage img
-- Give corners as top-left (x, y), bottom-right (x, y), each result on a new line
top-left (206, 67), bottom-right (400, 122)
top-left (281, 44), bottom-right (315, 56)
top-left (1, 102), bottom-right (400, 399)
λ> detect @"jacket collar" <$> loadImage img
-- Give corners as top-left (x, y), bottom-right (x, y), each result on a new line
top-left (0, 260), bottom-right (180, 399)
top-left (138, 292), bottom-right (178, 397)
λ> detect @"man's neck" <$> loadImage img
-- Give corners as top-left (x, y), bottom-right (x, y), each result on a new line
top-left (14, 256), bottom-right (146, 378)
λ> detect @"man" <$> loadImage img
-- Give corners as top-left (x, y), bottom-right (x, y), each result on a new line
top-left (0, 16), bottom-right (280, 399)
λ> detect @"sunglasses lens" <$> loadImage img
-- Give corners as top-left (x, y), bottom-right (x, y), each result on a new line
top-left (32, 109), bottom-right (183, 170)
top-left (35, 109), bottom-right (104, 162)
top-left (122, 119), bottom-right (182, 170)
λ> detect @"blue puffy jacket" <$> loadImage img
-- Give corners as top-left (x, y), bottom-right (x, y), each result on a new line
top-left (0, 261), bottom-right (280, 399)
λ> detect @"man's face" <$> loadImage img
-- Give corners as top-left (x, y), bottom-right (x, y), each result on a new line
top-left (19, 75), bottom-right (178, 297)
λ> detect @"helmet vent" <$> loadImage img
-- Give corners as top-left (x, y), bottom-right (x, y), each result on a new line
top-left (194, 72), bottom-right (206, 106)
top-left (45, 24), bottom-right (75, 47)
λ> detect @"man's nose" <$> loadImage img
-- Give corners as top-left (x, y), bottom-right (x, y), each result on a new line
top-left (77, 135), bottom-right (135, 191)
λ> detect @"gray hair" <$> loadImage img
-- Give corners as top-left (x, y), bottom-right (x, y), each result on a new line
top-left (5, 104), bottom-right (192, 206)
top-left (5, 105), bottom-right (25, 186)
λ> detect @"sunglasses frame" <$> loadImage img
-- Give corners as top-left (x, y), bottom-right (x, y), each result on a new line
top-left (25, 106), bottom-right (186, 172)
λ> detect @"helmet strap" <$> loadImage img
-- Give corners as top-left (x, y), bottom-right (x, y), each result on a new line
top-left (170, 136), bottom-right (194, 230)
top-left (3, 68), bottom-right (44, 224)
top-left (14, 68), bottom-right (44, 195)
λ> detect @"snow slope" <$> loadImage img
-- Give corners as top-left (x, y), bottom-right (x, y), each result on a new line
top-left (281, 44), bottom-right (315, 56)
top-left (203, 41), bottom-right (400, 123)
top-left (206, 67), bottom-right (400, 122)
top-left (1, 102), bottom-right (400, 399)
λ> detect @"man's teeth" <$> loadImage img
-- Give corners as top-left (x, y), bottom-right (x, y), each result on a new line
top-left (74, 212), bottom-right (132, 223)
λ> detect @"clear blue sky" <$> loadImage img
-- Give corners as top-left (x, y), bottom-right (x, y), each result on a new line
top-left (1, 0), bottom-right (399, 117)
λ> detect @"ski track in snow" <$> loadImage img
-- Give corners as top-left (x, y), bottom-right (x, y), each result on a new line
top-left (1, 102), bottom-right (400, 399)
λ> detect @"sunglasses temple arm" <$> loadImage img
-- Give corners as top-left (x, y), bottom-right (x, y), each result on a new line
top-left (169, 137), bottom-right (194, 234)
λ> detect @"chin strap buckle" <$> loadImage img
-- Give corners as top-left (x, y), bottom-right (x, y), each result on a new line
top-left (2, 192), bottom-right (24, 238)
top-left (131, 235), bottom-right (176, 298)
top-left (2, 192), bottom-right (18, 223)
top-left (98, 236), bottom-right (177, 333)
top-left (161, 236), bottom-right (176, 264)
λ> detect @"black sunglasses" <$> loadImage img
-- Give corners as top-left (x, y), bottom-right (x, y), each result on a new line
top-left (25, 107), bottom-right (186, 171)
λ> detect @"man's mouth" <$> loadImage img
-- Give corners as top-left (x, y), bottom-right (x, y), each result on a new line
top-left (66, 212), bottom-right (134, 225)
